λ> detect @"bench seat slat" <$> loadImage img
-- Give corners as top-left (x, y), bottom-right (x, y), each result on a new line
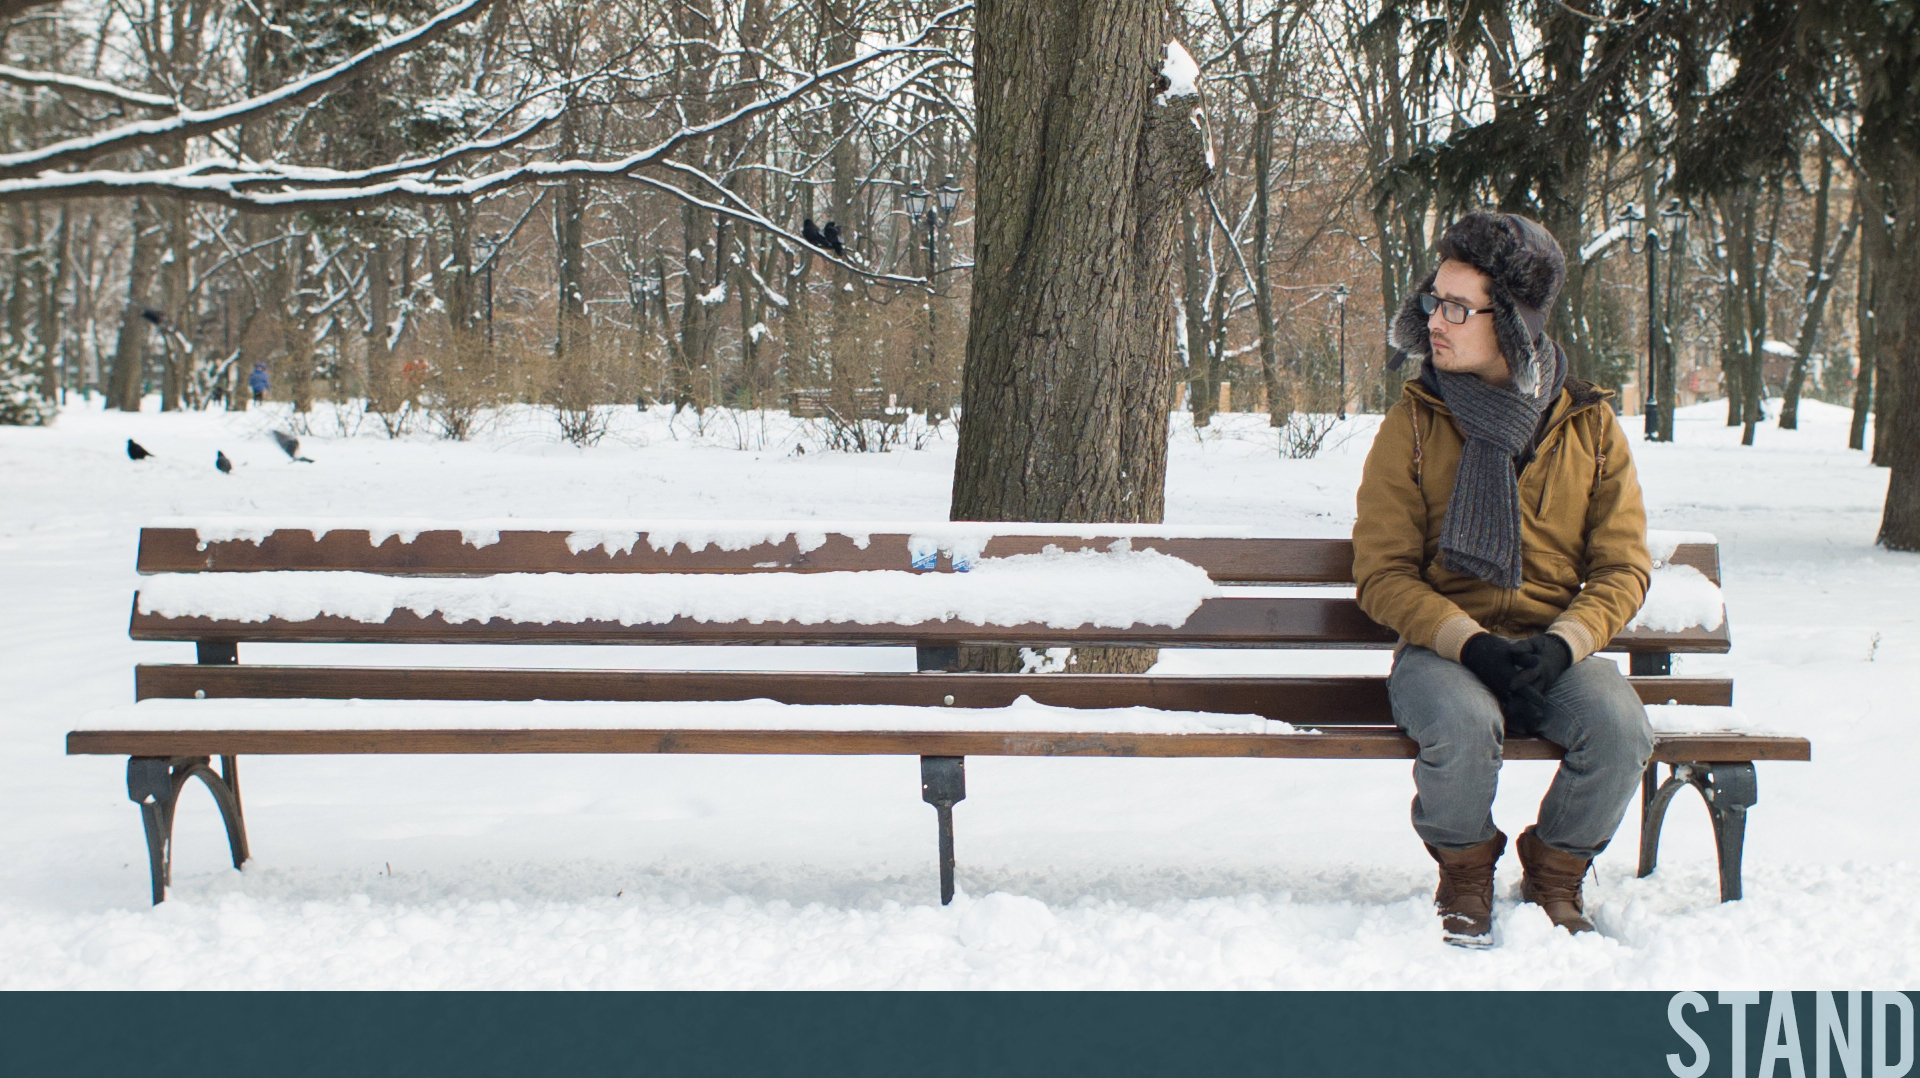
top-left (129, 595), bottom-right (1733, 653)
top-left (64, 726), bottom-right (1810, 762)
top-left (137, 528), bottom-right (1724, 588)
top-left (135, 666), bottom-right (1737, 717)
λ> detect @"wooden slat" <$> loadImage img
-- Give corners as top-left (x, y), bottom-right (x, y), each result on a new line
top-left (136, 527), bottom-right (1362, 582)
top-left (138, 528), bottom-right (1723, 588)
top-left (127, 593), bottom-right (1733, 652)
top-left (135, 666), bottom-right (1737, 718)
top-left (64, 726), bottom-right (1810, 762)
top-left (1667, 542), bottom-right (1720, 586)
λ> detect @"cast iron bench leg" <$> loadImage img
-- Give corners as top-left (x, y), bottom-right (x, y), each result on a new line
top-left (126, 755), bottom-right (251, 905)
top-left (1636, 761), bottom-right (1758, 903)
top-left (920, 756), bottom-right (966, 905)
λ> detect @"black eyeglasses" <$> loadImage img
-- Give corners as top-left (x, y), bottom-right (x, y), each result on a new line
top-left (1417, 293), bottom-right (1496, 325)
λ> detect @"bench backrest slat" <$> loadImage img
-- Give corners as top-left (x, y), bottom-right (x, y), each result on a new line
top-left (136, 528), bottom-right (1723, 587)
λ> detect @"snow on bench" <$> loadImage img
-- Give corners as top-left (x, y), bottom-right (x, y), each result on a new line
top-left (134, 546), bottom-right (1220, 630)
top-left (77, 696), bottom-right (1309, 736)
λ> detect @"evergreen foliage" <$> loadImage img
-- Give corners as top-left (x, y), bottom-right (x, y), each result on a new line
top-left (0, 331), bottom-right (56, 426)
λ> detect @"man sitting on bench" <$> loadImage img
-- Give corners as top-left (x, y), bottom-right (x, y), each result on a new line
top-left (1352, 211), bottom-right (1655, 946)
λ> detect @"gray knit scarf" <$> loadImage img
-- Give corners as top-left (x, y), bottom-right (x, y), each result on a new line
top-left (1424, 341), bottom-right (1568, 589)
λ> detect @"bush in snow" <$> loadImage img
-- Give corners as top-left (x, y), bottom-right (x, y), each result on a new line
top-left (0, 330), bottom-right (56, 426)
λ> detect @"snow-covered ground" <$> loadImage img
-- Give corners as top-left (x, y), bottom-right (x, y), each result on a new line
top-left (1, 395), bottom-right (1912, 988)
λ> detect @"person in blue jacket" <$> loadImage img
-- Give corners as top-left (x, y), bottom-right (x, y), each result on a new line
top-left (248, 363), bottom-right (269, 404)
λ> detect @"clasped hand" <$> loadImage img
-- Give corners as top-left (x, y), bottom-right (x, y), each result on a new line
top-left (1459, 632), bottom-right (1574, 732)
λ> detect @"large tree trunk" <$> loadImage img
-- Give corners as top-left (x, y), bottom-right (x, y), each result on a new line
top-left (107, 199), bottom-right (164, 411)
top-left (1530, 3), bottom-right (1598, 385)
top-left (1246, 5), bottom-right (1288, 430)
top-left (1867, 145), bottom-right (1920, 547)
top-left (952, 1), bottom-right (1211, 673)
top-left (40, 204), bottom-right (70, 401)
top-left (1740, 183), bottom-right (1785, 445)
top-left (1179, 206), bottom-right (1216, 426)
top-left (1858, 184), bottom-right (1898, 467)
top-left (824, 0), bottom-right (863, 410)
top-left (366, 235), bottom-right (397, 413)
top-left (1852, 200), bottom-right (1883, 453)
top-left (1781, 177), bottom-right (1858, 430)
top-left (556, 178), bottom-right (588, 369)
top-left (157, 191), bottom-right (190, 412)
top-left (1714, 192), bottom-right (1750, 429)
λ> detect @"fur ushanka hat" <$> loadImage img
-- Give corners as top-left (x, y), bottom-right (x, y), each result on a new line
top-left (1387, 211), bottom-right (1567, 396)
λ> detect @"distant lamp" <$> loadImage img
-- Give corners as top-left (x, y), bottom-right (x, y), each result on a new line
top-left (1660, 198), bottom-right (1689, 234)
top-left (903, 184), bottom-right (930, 218)
top-left (1620, 202), bottom-right (1645, 246)
top-left (935, 174), bottom-right (962, 216)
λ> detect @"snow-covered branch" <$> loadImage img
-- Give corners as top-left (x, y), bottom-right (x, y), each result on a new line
top-left (0, 65), bottom-right (178, 111)
top-left (0, 0), bottom-right (501, 180)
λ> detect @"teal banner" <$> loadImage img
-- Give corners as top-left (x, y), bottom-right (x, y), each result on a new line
top-left (2, 992), bottom-right (1911, 1077)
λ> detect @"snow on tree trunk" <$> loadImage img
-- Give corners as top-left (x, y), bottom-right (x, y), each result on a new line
top-left (951, 2), bottom-right (1212, 673)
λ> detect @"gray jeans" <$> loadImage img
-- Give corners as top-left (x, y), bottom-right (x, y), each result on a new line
top-left (1387, 644), bottom-right (1655, 860)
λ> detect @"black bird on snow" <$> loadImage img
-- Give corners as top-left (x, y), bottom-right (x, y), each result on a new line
top-left (126, 438), bottom-right (154, 460)
top-left (215, 450), bottom-right (232, 474)
top-left (801, 218), bottom-right (830, 252)
top-left (821, 221), bottom-right (845, 255)
top-left (271, 429), bottom-right (314, 463)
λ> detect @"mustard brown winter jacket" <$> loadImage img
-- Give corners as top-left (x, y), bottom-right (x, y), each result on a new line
top-left (1352, 376), bottom-right (1650, 664)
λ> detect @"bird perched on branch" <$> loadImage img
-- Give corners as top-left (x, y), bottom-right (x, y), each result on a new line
top-left (821, 221), bottom-right (845, 256)
top-left (126, 439), bottom-right (154, 460)
top-left (802, 218), bottom-right (830, 252)
top-left (215, 451), bottom-right (232, 474)
top-left (271, 430), bottom-right (314, 463)
top-left (139, 309), bottom-right (166, 326)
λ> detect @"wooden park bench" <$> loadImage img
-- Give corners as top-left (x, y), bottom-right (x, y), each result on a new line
top-left (70, 523), bottom-right (1808, 906)
top-left (786, 386), bottom-right (901, 423)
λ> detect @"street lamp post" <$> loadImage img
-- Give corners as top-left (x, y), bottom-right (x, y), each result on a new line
top-left (1656, 199), bottom-right (1688, 442)
top-left (1331, 284), bottom-right (1350, 420)
top-left (904, 174), bottom-right (963, 420)
top-left (1622, 201), bottom-right (1683, 441)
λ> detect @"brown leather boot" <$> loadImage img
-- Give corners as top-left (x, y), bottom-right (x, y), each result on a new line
top-left (1426, 831), bottom-right (1506, 947)
top-left (1517, 826), bottom-right (1596, 934)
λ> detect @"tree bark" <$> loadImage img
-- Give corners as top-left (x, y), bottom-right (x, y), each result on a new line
top-left (1781, 171), bottom-right (1858, 430)
top-left (1180, 205), bottom-right (1216, 426)
top-left (1714, 190), bottom-right (1752, 429)
top-left (366, 234), bottom-right (396, 413)
top-left (556, 178), bottom-right (588, 367)
top-left (157, 186), bottom-right (189, 412)
top-left (1741, 182), bottom-right (1785, 445)
top-left (1853, 197), bottom-right (1883, 453)
top-left (824, 0), bottom-right (863, 410)
top-left (1249, 6), bottom-right (1287, 429)
top-left (107, 199), bottom-right (164, 411)
top-left (1864, 135), bottom-right (1920, 546)
top-left (952, 1), bottom-right (1211, 673)
top-left (41, 203), bottom-right (70, 400)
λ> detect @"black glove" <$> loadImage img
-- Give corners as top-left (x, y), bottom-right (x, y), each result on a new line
top-left (1504, 633), bottom-right (1574, 732)
top-left (1459, 633), bottom-right (1535, 701)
